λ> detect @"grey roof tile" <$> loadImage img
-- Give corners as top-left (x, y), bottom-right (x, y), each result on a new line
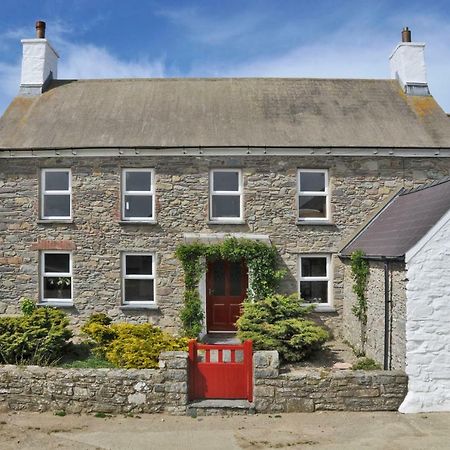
top-left (1, 78), bottom-right (450, 149)
top-left (341, 177), bottom-right (450, 258)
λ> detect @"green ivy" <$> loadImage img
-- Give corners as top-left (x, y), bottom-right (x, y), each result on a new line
top-left (350, 250), bottom-right (369, 325)
top-left (175, 237), bottom-right (285, 337)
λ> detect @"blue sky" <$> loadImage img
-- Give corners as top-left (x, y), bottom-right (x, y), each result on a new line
top-left (1, 0), bottom-right (450, 114)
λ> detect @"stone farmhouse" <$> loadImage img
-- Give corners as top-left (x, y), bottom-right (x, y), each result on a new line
top-left (1, 22), bottom-right (450, 353)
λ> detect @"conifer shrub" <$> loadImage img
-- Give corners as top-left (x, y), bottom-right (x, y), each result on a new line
top-left (82, 314), bottom-right (188, 369)
top-left (0, 307), bottom-right (72, 365)
top-left (236, 294), bottom-right (329, 362)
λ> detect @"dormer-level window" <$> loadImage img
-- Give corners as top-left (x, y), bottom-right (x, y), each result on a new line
top-left (41, 169), bottom-right (72, 220)
top-left (210, 169), bottom-right (243, 222)
top-left (298, 169), bottom-right (330, 222)
top-left (122, 169), bottom-right (155, 222)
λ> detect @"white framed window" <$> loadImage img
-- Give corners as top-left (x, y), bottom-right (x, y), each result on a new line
top-left (40, 251), bottom-right (73, 303)
top-left (298, 254), bottom-right (332, 308)
top-left (122, 169), bottom-right (155, 222)
top-left (122, 253), bottom-right (156, 304)
top-left (298, 169), bottom-right (330, 221)
top-left (41, 169), bottom-right (72, 219)
top-left (210, 169), bottom-right (243, 222)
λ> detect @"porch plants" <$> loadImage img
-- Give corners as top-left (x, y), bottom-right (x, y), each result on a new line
top-left (236, 293), bottom-right (329, 362)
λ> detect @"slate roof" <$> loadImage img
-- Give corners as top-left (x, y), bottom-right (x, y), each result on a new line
top-left (1, 78), bottom-right (450, 150)
top-left (340, 177), bottom-right (450, 259)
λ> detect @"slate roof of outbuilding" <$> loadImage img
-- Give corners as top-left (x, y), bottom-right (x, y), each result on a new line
top-left (340, 177), bottom-right (450, 259)
top-left (1, 78), bottom-right (450, 149)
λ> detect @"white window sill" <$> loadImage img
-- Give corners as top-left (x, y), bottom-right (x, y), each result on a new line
top-left (207, 220), bottom-right (246, 225)
top-left (37, 301), bottom-right (74, 308)
top-left (120, 304), bottom-right (159, 311)
top-left (119, 220), bottom-right (157, 225)
top-left (296, 220), bottom-right (334, 226)
top-left (38, 219), bottom-right (74, 224)
top-left (302, 304), bottom-right (336, 313)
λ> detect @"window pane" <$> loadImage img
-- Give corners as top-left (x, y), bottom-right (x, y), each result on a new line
top-left (229, 261), bottom-right (243, 296)
top-left (213, 171), bottom-right (239, 191)
top-left (44, 195), bottom-right (71, 217)
top-left (125, 279), bottom-right (154, 302)
top-left (43, 276), bottom-right (71, 299)
top-left (212, 195), bottom-right (240, 218)
top-left (45, 253), bottom-right (70, 273)
top-left (45, 171), bottom-right (69, 191)
top-left (299, 196), bottom-right (326, 218)
top-left (124, 195), bottom-right (153, 218)
top-left (301, 258), bottom-right (327, 277)
top-left (300, 172), bottom-right (325, 192)
top-left (211, 260), bottom-right (225, 296)
top-left (125, 171), bottom-right (151, 191)
top-left (300, 281), bottom-right (328, 303)
top-left (126, 255), bottom-right (153, 275)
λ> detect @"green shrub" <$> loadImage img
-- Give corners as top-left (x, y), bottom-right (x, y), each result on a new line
top-left (82, 315), bottom-right (188, 369)
top-left (20, 298), bottom-right (36, 316)
top-left (236, 294), bottom-right (329, 362)
top-left (352, 357), bottom-right (381, 370)
top-left (0, 308), bottom-right (72, 365)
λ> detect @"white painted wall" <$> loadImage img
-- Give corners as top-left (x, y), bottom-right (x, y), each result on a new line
top-left (20, 38), bottom-right (59, 88)
top-left (389, 43), bottom-right (427, 91)
top-left (400, 209), bottom-right (450, 413)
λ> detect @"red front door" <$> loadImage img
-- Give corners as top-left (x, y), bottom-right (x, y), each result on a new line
top-left (206, 259), bottom-right (248, 332)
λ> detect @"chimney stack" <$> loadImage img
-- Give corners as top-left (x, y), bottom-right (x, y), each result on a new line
top-left (389, 27), bottom-right (429, 96)
top-left (401, 27), bottom-right (411, 43)
top-left (20, 20), bottom-right (59, 95)
top-left (35, 20), bottom-right (46, 38)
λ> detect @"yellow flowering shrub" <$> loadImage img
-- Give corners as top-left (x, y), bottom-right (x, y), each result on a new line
top-left (82, 314), bottom-right (188, 369)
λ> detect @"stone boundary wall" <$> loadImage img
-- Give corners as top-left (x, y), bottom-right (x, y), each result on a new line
top-left (0, 351), bottom-right (407, 415)
top-left (253, 351), bottom-right (408, 413)
top-left (0, 351), bottom-right (187, 415)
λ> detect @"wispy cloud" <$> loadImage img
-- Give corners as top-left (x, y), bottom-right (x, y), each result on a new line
top-left (155, 5), bottom-right (267, 45)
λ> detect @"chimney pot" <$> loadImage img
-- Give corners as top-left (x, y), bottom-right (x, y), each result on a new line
top-left (402, 26), bottom-right (411, 43)
top-left (35, 20), bottom-right (46, 39)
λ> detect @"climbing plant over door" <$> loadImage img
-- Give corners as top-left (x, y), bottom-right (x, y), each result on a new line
top-left (175, 238), bottom-right (284, 337)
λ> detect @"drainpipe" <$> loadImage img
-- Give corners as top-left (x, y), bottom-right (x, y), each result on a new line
top-left (383, 259), bottom-right (390, 370)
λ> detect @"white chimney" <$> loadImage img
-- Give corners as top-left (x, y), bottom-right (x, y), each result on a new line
top-left (389, 27), bottom-right (429, 96)
top-left (20, 21), bottom-right (59, 95)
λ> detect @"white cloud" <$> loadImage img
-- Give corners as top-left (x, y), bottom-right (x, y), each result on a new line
top-left (155, 6), bottom-right (266, 44)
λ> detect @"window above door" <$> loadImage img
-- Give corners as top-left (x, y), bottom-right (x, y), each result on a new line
top-left (209, 169), bottom-right (244, 223)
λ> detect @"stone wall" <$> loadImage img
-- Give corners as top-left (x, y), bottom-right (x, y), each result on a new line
top-left (0, 350), bottom-right (407, 415)
top-left (0, 155), bottom-right (449, 336)
top-left (400, 212), bottom-right (450, 413)
top-left (0, 351), bottom-right (188, 415)
top-left (253, 351), bottom-right (407, 412)
top-left (342, 260), bottom-right (407, 370)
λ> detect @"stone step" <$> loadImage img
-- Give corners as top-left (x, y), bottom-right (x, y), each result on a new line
top-left (187, 399), bottom-right (255, 416)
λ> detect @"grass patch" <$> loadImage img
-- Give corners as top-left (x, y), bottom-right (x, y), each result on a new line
top-left (352, 357), bottom-right (381, 370)
top-left (61, 354), bottom-right (115, 369)
top-left (58, 342), bottom-right (116, 369)
top-left (54, 410), bottom-right (66, 417)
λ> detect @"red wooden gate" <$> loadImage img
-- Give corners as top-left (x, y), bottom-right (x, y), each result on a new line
top-left (188, 340), bottom-right (253, 401)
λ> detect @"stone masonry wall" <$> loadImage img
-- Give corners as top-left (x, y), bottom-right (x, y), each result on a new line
top-left (0, 351), bottom-right (188, 415)
top-left (253, 351), bottom-right (407, 412)
top-left (400, 214), bottom-right (450, 413)
top-left (0, 155), bottom-right (449, 336)
top-left (342, 260), bottom-right (407, 370)
top-left (0, 350), bottom-right (407, 415)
